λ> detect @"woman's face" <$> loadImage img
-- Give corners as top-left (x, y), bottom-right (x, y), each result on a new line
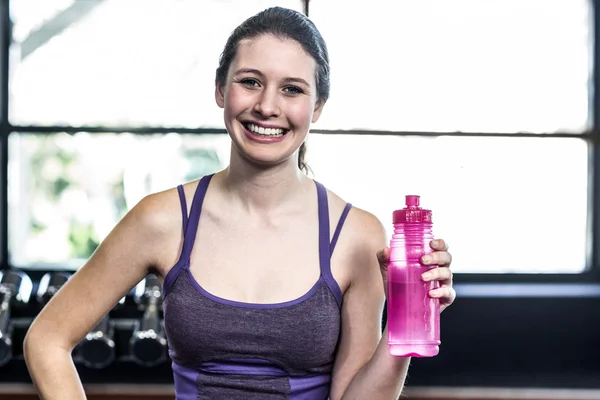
top-left (216, 34), bottom-right (323, 168)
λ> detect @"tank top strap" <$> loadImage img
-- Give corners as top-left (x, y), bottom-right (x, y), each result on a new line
top-left (315, 180), bottom-right (344, 307)
top-left (180, 174), bottom-right (213, 262)
top-left (330, 202), bottom-right (352, 256)
top-left (177, 184), bottom-right (189, 234)
top-left (163, 174), bottom-right (213, 296)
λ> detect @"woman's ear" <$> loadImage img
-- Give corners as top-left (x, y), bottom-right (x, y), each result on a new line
top-left (311, 99), bottom-right (325, 123)
top-left (215, 84), bottom-right (225, 108)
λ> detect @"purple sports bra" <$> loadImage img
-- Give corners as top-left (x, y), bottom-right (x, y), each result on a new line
top-left (162, 174), bottom-right (352, 399)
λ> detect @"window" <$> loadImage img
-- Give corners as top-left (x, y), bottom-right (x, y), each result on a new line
top-left (307, 0), bottom-right (593, 274)
top-left (8, 132), bottom-right (230, 268)
top-left (6, 0), bottom-right (303, 268)
top-left (9, 0), bottom-right (304, 127)
top-left (6, 0), bottom-right (594, 275)
top-left (308, 134), bottom-right (589, 273)
top-left (309, 0), bottom-right (591, 133)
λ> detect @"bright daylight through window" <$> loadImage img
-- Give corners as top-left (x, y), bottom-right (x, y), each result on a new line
top-left (7, 0), bottom-right (592, 274)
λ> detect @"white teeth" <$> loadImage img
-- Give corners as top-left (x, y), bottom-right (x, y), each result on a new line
top-left (247, 123), bottom-right (285, 136)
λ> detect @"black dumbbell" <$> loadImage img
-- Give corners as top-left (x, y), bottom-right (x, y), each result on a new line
top-left (0, 269), bottom-right (33, 367)
top-left (77, 295), bottom-right (125, 369)
top-left (130, 275), bottom-right (167, 367)
top-left (78, 313), bottom-right (115, 369)
top-left (37, 272), bottom-right (118, 369)
top-left (36, 272), bottom-right (71, 305)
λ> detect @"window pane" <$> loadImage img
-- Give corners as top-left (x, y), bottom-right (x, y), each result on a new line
top-left (308, 135), bottom-right (588, 273)
top-left (10, 133), bottom-right (588, 274)
top-left (10, 0), bottom-right (75, 43)
top-left (309, 0), bottom-right (591, 133)
top-left (9, 0), bottom-right (303, 127)
top-left (8, 132), bottom-right (231, 268)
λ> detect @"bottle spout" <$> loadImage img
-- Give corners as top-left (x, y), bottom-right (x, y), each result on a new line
top-left (406, 195), bottom-right (420, 207)
top-left (393, 195), bottom-right (432, 224)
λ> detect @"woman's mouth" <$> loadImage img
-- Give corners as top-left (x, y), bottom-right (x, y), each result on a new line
top-left (243, 122), bottom-right (288, 138)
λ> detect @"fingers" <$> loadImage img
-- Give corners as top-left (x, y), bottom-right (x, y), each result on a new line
top-left (421, 266), bottom-right (453, 285)
top-left (423, 267), bottom-right (455, 309)
top-left (428, 286), bottom-right (456, 302)
top-left (423, 239), bottom-right (455, 311)
top-left (421, 250), bottom-right (452, 267)
top-left (430, 239), bottom-right (449, 251)
top-left (377, 247), bottom-right (390, 266)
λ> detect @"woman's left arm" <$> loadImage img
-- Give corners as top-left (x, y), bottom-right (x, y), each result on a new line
top-left (329, 209), bottom-right (455, 400)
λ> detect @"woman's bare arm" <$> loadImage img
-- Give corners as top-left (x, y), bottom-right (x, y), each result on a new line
top-left (23, 190), bottom-right (181, 399)
top-left (329, 208), bottom-right (410, 400)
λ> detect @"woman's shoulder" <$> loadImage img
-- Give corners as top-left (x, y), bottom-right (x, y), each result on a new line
top-left (320, 183), bottom-right (387, 244)
top-left (128, 178), bottom-right (204, 237)
top-left (132, 187), bottom-right (180, 225)
top-left (321, 184), bottom-right (387, 288)
top-left (126, 179), bottom-right (205, 273)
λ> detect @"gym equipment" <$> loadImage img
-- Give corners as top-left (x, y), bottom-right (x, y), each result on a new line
top-left (130, 274), bottom-right (167, 367)
top-left (77, 296), bottom-right (124, 369)
top-left (36, 272), bottom-right (71, 304)
top-left (78, 314), bottom-right (116, 369)
top-left (0, 270), bottom-right (33, 367)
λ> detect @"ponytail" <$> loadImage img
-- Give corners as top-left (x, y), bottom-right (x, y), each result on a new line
top-left (298, 142), bottom-right (311, 175)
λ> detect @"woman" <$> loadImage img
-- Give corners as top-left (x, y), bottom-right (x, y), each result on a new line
top-left (24, 7), bottom-right (455, 400)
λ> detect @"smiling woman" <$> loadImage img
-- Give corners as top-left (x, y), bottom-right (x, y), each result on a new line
top-left (2, 0), bottom-right (597, 398)
top-left (216, 34), bottom-right (324, 166)
top-left (22, 6), bottom-right (456, 400)
top-left (214, 10), bottom-right (329, 175)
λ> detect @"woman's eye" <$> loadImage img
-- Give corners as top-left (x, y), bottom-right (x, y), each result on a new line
top-left (284, 86), bottom-right (303, 95)
top-left (240, 78), bottom-right (260, 87)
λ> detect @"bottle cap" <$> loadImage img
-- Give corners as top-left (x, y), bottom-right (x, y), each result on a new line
top-left (393, 195), bottom-right (433, 223)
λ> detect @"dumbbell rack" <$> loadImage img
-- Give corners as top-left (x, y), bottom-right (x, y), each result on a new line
top-left (0, 268), bottom-right (174, 386)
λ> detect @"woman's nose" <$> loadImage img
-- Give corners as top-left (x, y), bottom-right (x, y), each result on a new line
top-left (253, 88), bottom-right (280, 118)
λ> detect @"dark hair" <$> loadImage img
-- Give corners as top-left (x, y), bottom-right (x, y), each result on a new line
top-left (215, 7), bottom-right (330, 175)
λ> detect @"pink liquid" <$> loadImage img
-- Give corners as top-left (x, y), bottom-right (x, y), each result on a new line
top-left (388, 277), bottom-right (440, 357)
top-left (387, 223), bottom-right (440, 357)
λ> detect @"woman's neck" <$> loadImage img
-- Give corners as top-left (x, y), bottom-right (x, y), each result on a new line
top-left (218, 150), bottom-right (310, 214)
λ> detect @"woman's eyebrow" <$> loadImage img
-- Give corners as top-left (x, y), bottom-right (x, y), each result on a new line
top-left (234, 68), bottom-right (310, 86)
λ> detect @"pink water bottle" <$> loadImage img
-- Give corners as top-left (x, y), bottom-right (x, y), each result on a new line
top-left (387, 195), bottom-right (440, 357)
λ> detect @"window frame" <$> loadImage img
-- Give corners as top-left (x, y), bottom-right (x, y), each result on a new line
top-left (0, 0), bottom-right (600, 284)
top-left (0, 1), bottom-right (598, 284)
